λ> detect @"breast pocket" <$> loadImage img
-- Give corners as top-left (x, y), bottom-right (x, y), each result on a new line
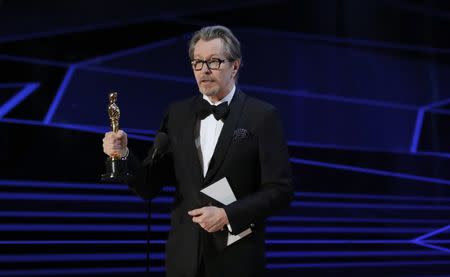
top-left (229, 136), bottom-right (258, 165)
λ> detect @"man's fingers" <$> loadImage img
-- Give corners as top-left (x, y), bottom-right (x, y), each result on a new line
top-left (192, 216), bottom-right (202, 224)
top-left (106, 131), bottom-right (125, 140)
top-left (105, 131), bottom-right (116, 138)
top-left (117, 130), bottom-right (127, 138)
top-left (204, 223), bottom-right (222, 233)
top-left (188, 208), bottom-right (204, 217)
top-left (189, 206), bottom-right (226, 233)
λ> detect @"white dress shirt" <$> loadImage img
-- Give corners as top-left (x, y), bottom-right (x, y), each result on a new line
top-left (196, 85), bottom-right (236, 177)
top-left (195, 86), bottom-right (236, 233)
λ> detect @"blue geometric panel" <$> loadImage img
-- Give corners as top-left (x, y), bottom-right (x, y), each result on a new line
top-left (50, 67), bottom-right (417, 151)
top-left (0, 83), bottom-right (40, 119)
top-left (50, 68), bottom-right (196, 131)
top-left (89, 35), bottom-right (192, 77)
top-left (433, 64), bottom-right (450, 109)
top-left (245, 89), bottom-right (418, 151)
top-left (96, 30), bottom-right (435, 106)
top-left (413, 224), bottom-right (450, 254)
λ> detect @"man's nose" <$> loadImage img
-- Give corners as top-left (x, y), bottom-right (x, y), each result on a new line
top-left (201, 63), bottom-right (212, 73)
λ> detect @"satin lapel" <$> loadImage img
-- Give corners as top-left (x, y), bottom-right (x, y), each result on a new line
top-left (184, 96), bottom-right (204, 185)
top-left (203, 91), bottom-right (246, 185)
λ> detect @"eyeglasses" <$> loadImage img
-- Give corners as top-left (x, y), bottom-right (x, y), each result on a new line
top-left (191, 58), bottom-right (231, 71)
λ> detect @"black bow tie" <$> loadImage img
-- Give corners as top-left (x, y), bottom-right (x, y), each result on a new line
top-left (197, 98), bottom-right (230, 120)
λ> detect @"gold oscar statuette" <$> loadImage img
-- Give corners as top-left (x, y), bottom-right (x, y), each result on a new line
top-left (101, 92), bottom-right (131, 182)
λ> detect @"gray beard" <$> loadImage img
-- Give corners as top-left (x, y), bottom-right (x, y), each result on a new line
top-left (199, 86), bottom-right (219, 97)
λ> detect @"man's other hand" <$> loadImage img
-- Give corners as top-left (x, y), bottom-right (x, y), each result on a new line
top-left (188, 206), bottom-right (229, 233)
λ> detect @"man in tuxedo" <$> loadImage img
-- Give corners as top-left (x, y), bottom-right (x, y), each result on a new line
top-left (103, 25), bottom-right (294, 277)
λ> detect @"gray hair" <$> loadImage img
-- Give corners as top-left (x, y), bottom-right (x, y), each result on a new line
top-left (188, 25), bottom-right (242, 64)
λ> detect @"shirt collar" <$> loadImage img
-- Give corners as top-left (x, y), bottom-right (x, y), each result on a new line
top-left (203, 85), bottom-right (236, 106)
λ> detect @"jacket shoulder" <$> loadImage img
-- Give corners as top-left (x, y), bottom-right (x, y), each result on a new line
top-left (167, 95), bottom-right (198, 115)
top-left (242, 93), bottom-right (278, 115)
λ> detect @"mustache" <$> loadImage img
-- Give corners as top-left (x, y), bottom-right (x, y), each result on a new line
top-left (200, 77), bottom-right (215, 82)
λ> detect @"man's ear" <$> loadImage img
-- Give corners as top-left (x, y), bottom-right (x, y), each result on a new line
top-left (233, 60), bottom-right (240, 70)
top-left (232, 60), bottom-right (240, 77)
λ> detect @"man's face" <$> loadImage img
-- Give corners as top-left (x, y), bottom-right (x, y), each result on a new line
top-left (192, 38), bottom-right (239, 100)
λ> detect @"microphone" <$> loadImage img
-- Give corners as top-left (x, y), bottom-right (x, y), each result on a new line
top-left (145, 132), bottom-right (168, 275)
top-left (150, 132), bottom-right (169, 161)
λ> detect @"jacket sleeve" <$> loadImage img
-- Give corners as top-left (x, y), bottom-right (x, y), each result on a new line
top-left (126, 108), bottom-right (177, 200)
top-left (223, 107), bottom-right (294, 235)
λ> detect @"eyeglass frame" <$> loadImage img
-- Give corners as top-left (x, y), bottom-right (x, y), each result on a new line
top-left (190, 58), bottom-right (234, 71)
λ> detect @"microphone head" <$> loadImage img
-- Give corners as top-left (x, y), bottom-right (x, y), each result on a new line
top-left (153, 132), bottom-right (169, 154)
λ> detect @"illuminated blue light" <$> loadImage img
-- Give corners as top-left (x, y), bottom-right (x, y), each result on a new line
top-left (410, 108), bottom-right (423, 154)
top-left (0, 253), bottom-right (164, 262)
top-left (2, 210), bottom-right (446, 225)
top-left (266, 260), bottom-right (450, 268)
top-left (2, 179), bottom-right (447, 203)
top-left (241, 83), bottom-right (419, 110)
top-left (291, 158), bottom-right (450, 186)
top-left (0, 224), bottom-right (431, 233)
top-left (241, 28), bottom-right (450, 55)
top-left (0, 250), bottom-right (446, 263)
top-left (266, 250), bottom-right (445, 258)
top-left (289, 141), bottom-right (450, 160)
top-left (265, 226), bottom-right (432, 233)
top-left (0, 179), bottom-right (129, 190)
top-left (291, 201), bottom-right (450, 210)
top-left (0, 192), bottom-right (141, 202)
top-left (0, 54), bottom-right (69, 67)
top-left (0, 211), bottom-right (171, 220)
top-left (414, 241), bottom-right (450, 254)
top-left (81, 65), bottom-right (195, 84)
top-left (51, 122), bottom-right (152, 140)
top-left (0, 239), bottom-right (449, 246)
top-left (0, 266), bottom-right (164, 276)
top-left (268, 216), bottom-right (450, 224)
top-left (411, 63), bottom-right (441, 153)
top-left (295, 191), bottom-right (450, 202)
top-left (162, 186), bottom-right (176, 192)
top-left (123, 127), bottom-right (156, 135)
top-left (0, 118), bottom-right (153, 141)
top-left (266, 240), bottom-right (411, 244)
top-left (0, 211), bottom-right (146, 219)
top-left (77, 37), bottom-right (180, 66)
top-left (79, 64), bottom-right (421, 110)
top-left (0, 83), bottom-right (40, 119)
top-left (0, 224), bottom-right (170, 232)
top-left (414, 224), bottom-right (450, 242)
top-left (0, 192), bottom-right (172, 203)
top-left (0, 240), bottom-right (165, 245)
top-left (7, 113), bottom-right (450, 160)
top-left (44, 66), bottom-right (76, 124)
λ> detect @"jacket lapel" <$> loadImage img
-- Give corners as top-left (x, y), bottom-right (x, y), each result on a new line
top-left (203, 91), bottom-right (246, 185)
top-left (184, 96), bottom-right (205, 185)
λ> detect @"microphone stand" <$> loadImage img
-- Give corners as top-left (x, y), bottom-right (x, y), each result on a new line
top-left (146, 199), bottom-right (151, 275)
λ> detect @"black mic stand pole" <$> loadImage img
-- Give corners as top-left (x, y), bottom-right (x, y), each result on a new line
top-left (146, 198), bottom-right (151, 275)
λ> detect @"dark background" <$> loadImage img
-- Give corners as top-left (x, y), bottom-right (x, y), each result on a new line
top-left (1, 0), bottom-right (450, 276)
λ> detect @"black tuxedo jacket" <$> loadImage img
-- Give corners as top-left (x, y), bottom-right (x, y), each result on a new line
top-left (127, 90), bottom-right (294, 277)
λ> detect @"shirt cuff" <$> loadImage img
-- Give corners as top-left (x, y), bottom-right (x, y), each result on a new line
top-left (227, 224), bottom-right (232, 232)
top-left (120, 147), bottom-right (129, 160)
